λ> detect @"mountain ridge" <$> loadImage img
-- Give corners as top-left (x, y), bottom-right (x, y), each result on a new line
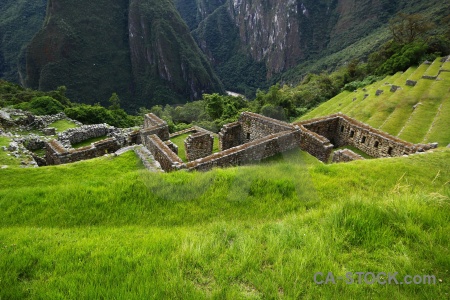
top-left (24, 0), bottom-right (224, 111)
top-left (177, 0), bottom-right (450, 95)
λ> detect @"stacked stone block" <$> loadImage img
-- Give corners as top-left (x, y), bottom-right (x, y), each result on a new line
top-left (332, 149), bottom-right (364, 163)
top-left (144, 135), bottom-right (184, 172)
top-left (45, 138), bottom-right (120, 165)
top-left (185, 132), bottom-right (214, 161)
top-left (140, 113), bottom-right (170, 143)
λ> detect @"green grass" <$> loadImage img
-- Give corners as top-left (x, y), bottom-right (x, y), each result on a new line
top-left (424, 73), bottom-right (450, 144)
top-left (366, 68), bottom-right (417, 128)
top-left (398, 75), bottom-right (449, 143)
top-left (408, 62), bottom-right (432, 81)
top-left (48, 119), bottom-right (79, 132)
top-left (213, 136), bottom-right (219, 153)
top-left (1, 148), bottom-right (449, 298)
top-left (31, 148), bottom-right (46, 157)
top-left (71, 135), bottom-right (107, 149)
top-left (422, 57), bottom-right (442, 77)
top-left (0, 136), bottom-right (21, 167)
top-left (170, 133), bottom-right (191, 162)
top-left (0, 136), bottom-right (35, 167)
top-left (380, 77), bottom-right (433, 136)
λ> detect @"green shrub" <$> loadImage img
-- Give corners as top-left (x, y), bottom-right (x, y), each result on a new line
top-left (16, 96), bottom-right (65, 115)
top-left (376, 42), bottom-right (428, 75)
top-left (343, 75), bottom-right (383, 92)
top-left (65, 104), bottom-right (137, 128)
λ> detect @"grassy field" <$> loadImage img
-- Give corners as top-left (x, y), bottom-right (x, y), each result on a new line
top-left (299, 57), bottom-right (450, 147)
top-left (48, 119), bottom-right (79, 133)
top-left (0, 147), bottom-right (449, 299)
top-left (1, 56), bottom-right (450, 298)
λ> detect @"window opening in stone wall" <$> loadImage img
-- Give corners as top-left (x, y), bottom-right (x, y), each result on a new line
top-left (247, 133), bottom-right (250, 140)
top-left (361, 136), bottom-right (366, 144)
top-left (350, 130), bottom-right (354, 138)
top-left (340, 125), bottom-right (344, 132)
top-left (388, 147), bottom-right (393, 156)
top-left (374, 141), bottom-right (379, 148)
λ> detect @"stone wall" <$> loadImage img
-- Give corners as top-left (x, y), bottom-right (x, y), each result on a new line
top-left (45, 138), bottom-right (121, 165)
top-left (127, 130), bottom-right (141, 145)
top-left (219, 122), bottom-right (242, 151)
top-left (239, 112), bottom-right (297, 143)
top-left (185, 132), bottom-right (213, 161)
top-left (144, 113), bottom-right (165, 128)
top-left (295, 113), bottom-right (423, 160)
top-left (23, 135), bottom-right (46, 151)
top-left (140, 113), bottom-right (169, 142)
top-left (165, 140), bottom-right (178, 155)
top-left (33, 112), bottom-right (80, 129)
top-left (58, 124), bottom-right (114, 146)
top-left (300, 117), bottom-right (340, 145)
top-left (140, 125), bottom-right (170, 143)
top-left (332, 149), bottom-right (364, 163)
top-left (218, 112), bottom-right (297, 151)
top-left (336, 115), bottom-right (420, 157)
top-left (186, 130), bottom-right (301, 171)
top-left (170, 126), bottom-right (214, 138)
top-left (144, 134), bottom-right (185, 172)
top-left (297, 126), bottom-right (334, 162)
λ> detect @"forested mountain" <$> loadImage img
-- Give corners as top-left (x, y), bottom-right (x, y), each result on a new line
top-left (0, 0), bottom-right (47, 84)
top-left (23, 0), bottom-right (224, 111)
top-left (0, 0), bottom-right (449, 109)
top-left (177, 0), bottom-right (450, 96)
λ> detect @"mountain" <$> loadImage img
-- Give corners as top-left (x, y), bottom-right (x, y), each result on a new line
top-left (24, 0), bottom-right (224, 111)
top-left (173, 0), bottom-right (227, 31)
top-left (177, 0), bottom-right (450, 96)
top-left (0, 0), bottom-right (47, 83)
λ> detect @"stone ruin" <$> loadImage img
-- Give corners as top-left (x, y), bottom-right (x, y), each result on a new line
top-left (7, 110), bottom-right (435, 170)
top-left (185, 132), bottom-right (214, 161)
top-left (294, 113), bottom-right (437, 162)
top-left (139, 112), bottom-right (304, 171)
top-left (140, 112), bottom-right (437, 172)
top-left (44, 124), bottom-right (141, 166)
top-left (332, 149), bottom-right (364, 163)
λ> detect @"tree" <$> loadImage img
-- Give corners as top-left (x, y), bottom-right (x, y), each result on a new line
top-left (204, 93), bottom-right (224, 119)
top-left (389, 13), bottom-right (435, 45)
top-left (108, 93), bottom-right (121, 110)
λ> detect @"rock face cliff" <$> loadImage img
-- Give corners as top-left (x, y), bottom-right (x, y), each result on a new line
top-left (25, 0), bottom-right (223, 110)
top-left (180, 0), bottom-right (445, 95)
top-left (225, 0), bottom-right (400, 75)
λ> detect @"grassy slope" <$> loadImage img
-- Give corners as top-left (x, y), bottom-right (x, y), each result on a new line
top-left (1, 148), bottom-right (449, 299)
top-left (299, 57), bottom-right (450, 146)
